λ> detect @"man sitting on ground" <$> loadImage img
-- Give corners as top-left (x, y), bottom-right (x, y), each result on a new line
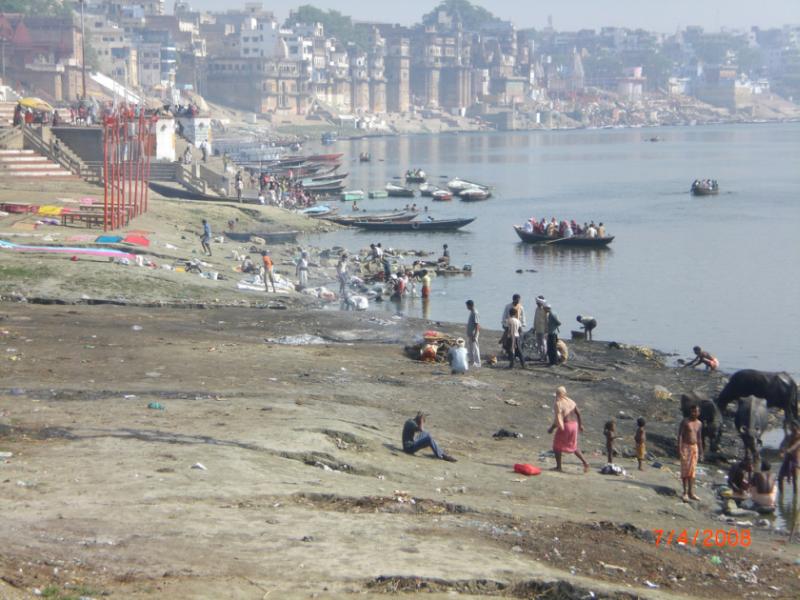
top-left (402, 412), bottom-right (457, 462)
top-left (448, 338), bottom-right (469, 374)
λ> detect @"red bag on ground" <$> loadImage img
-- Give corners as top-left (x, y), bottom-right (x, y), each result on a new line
top-left (514, 463), bottom-right (541, 476)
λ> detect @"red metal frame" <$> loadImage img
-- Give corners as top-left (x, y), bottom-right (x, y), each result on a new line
top-left (102, 105), bottom-right (158, 231)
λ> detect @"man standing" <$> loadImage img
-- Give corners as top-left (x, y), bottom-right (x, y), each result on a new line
top-left (336, 254), bottom-right (349, 296)
top-left (533, 296), bottom-right (548, 360)
top-left (501, 294), bottom-right (526, 331)
top-left (545, 302), bottom-right (561, 365)
top-left (296, 251), bottom-right (309, 290)
top-left (262, 251), bottom-right (276, 293)
top-left (421, 270), bottom-right (431, 299)
top-left (465, 299), bottom-right (480, 368)
top-left (235, 172), bottom-right (244, 203)
top-left (402, 412), bottom-right (457, 462)
top-left (200, 219), bottom-right (212, 256)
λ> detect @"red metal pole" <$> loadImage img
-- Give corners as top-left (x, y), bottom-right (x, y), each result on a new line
top-left (103, 119), bottom-right (109, 231)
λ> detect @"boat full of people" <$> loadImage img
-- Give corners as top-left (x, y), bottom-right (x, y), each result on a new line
top-left (514, 217), bottom-right (614, 247)
top-left (405, 169), bottom-right (427, 184)
top-left (691, 179), bottom-right (719, 196)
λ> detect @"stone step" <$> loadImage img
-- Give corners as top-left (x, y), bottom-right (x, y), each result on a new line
top-left (0, 170), bottom-right (73, 177)
top-left (4, 162), bottom-right (65, 170)
top-left (0, 149), bottom-right (35, 155)
top-left (0, 156), bottom-right (50, 163)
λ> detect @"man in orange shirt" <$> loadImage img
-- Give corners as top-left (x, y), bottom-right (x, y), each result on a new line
top-left (261, 251), bottom-right (276, 292)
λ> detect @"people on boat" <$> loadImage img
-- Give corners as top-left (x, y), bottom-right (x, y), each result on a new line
top-left (586, 223), bottom-right (598, 238)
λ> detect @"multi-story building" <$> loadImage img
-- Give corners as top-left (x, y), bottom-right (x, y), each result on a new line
top-left (87, 16), bottom-right (138, 88)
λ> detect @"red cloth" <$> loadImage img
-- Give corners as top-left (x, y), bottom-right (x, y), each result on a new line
top-left (553, 420), bottom-right (579, 453)
top-left (514, 463), bottom-right (541, 476)
top-left (122, 235), bottom-right (150, 247)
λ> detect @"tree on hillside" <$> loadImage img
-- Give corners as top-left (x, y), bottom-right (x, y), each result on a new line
top-left (286, 5), bottom-right (369, 48)
top-left (421, 0), bottom-right (501, 31)
top-left (0, 0), bottom-right (74, 17)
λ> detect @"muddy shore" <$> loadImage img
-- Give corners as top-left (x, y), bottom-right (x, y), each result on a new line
top-left (1, 301), bottom-right (799, 600)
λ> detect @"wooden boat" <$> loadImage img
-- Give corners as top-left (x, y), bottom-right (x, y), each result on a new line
top-left (368, 190), bottom-right (389, 199)
top-left (341, 190), bottom-right (365, 202)
top-left (419, 183), bottom-right (438, 196)
top-left (224, 231), bottom-right (299, 244)
top-left (513, 226), bottom-right (614, 247)
top-left (691, 182), bottom-right (719, 196)
top-left (301, 181), bottom-right (346, 194)
top-left (459, 187), bottom-right (491, 201)
top-left (405, 170), bottom-right (427, 184)
top-left (432, 190), bottom-right (453, 201)
top-left (326, 212), bottom-right (416, 225)
top-left (300, 205), bottom-right (336, 217)
top-left (350, 217), bottom-right (476, 232)
top-left (386, 183), bottom-right (415, 197)
top-left (447, 177), bottom-right (489, 193)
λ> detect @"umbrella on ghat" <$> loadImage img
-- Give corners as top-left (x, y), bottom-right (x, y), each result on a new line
top-left (18, 97), bottom-right (54, 112)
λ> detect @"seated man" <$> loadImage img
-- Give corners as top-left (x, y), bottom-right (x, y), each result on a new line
top-left (402, 412), bottom-right (457, 462)
top-left (751, 461), bottom-right (777, 510)
top-left (684, 346), bottom-right (719, 370)
top-left (448, 338), bottom-right (469, 374)
top-left (728, 457), bottom-right (752, 499)
top-left (576, 315), bottom-right (597, 341)
top-left (241, 256), bottom-right (255, 274)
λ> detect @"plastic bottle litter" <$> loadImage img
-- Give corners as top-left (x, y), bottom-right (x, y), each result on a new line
top-left (147, 402), bottom-right (165, 410)
top-left (191, 463), bottom-right (207, 471)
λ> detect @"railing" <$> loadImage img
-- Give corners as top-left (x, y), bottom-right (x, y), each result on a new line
top-left (176, 163), bottom-right (218, 197)
top-left (21, 126), bottom-right (102, 183)
top-left (0, 126), bottom-right (22, 149)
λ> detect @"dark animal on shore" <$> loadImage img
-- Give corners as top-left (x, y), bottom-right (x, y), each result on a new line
top-left (716, 369), bottom-right (798, 431)
top-left (681, 391), bottom-right (723, 453)
top-left (734, 396), bottom-right (769, 465)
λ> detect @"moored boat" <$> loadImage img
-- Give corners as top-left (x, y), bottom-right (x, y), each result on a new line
top-left (419, 182), bottom-right (438, 196)
top-left (326, 212), bottom-right (416, 225)
top-left (341, 190), bottom-right (365, 202)
top-left (459, 187), bottom-right (491, 201)
top-left (224, 231), bottom-right (300, 244)
top-left (386, 182), bottom-right (415, 197)
top-left (447, 177), bottom-right (489, 193)
top-left (513, 226), bottom-right (614, 247)
top-left (350, 217), bottom-right (476, 232)
top-left (432, 190), bottom-right (453, 201)
top-left (691, 180), bottom-right (720, 196)
top-left (368, 190), bottom-right (389, 199)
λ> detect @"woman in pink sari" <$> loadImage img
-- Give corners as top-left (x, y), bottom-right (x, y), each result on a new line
top-left (548, 386), bottom-right (590, 472)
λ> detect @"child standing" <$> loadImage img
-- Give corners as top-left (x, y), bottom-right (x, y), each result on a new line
top-left (778, 419), bottom-right (800, 496)
top-left (634, 417), bottom-right (646, 471)
top-left (603, 420), bottom-right (619, 464)
top-left (678, 405), bottom-right (703, 502)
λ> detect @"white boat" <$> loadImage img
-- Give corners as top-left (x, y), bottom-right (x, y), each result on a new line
top-left (419, 182), bottom-right (438, 196)
top-left (341, 190), bottom-right (365, 201)
top-left (459, 187), bottom-right (491, 201)
top-left (447, 177), bottom-right (488, 193)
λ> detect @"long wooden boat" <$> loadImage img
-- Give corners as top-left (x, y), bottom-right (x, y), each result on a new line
top-left (326, 212), bottom-right (416, 225)
top-left (386, 183), bottom-right (415, 197)
top-left (368, 190), bottom-right (389, 199)
top-left (513, 226), bottom-right (614, 247)
top-left (224, 231), bottom-right (300, 244)
top-left (350, 217), bottom-right (476, 232)
top-left (448, 177), bottom-right (489, 193)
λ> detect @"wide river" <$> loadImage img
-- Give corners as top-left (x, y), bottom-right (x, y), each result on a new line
top-left (301, 123), bottom-right (800, 377)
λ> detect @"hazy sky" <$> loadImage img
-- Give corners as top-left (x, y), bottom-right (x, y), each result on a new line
top-left (185, 0), bottom-right (799, 32)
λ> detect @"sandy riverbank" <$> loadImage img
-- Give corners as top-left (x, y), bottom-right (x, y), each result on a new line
top-left (1, 301), bottom-right (799, 600)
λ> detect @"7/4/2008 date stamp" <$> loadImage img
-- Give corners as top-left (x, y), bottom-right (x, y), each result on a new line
top-left (654, 529), bottom-right (751, 547)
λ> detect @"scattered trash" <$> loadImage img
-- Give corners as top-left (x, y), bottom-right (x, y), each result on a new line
top-left (145, 371), bottom-right (162, 378)
top-left (644, 581), bottom-right (659, 589)
top-left (709, 556), bottom-right (722, 566)
top-left (123, 394), bottom-right (138, 399)
top-left (147, 402), bottom-right (165, 410)
top-left (653, 385), bottom-right (671, 401)
top-left (191, 463), bottom-right (207, 471)
top-left (599, 561), bottom-right (627, 573)
top-left (131, 325), bottom-right (143, 331)
top-left (504, 399), bottom-right (520, 406)
top-left (265, 335), bottom-right (326, 345)
top-left (0, 451), bottom-right (13, 458)
top-left (599, 464), bottom-right (627, 476)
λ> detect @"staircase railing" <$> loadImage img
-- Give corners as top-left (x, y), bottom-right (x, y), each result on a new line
top-left (0, 125), bottom-right (22, 149)
top-left (21, 126), bottom-right (102, 183)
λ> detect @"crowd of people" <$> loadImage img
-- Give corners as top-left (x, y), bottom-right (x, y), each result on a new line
top-left (691, 179), bottom-right (719, 192)
top-left (522, 217), bottom-right (607, 238)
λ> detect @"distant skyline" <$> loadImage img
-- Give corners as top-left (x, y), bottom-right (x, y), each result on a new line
top-left (184, 0), bottom-right (799, 32)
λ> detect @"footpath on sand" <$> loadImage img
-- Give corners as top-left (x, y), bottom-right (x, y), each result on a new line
top-left (1, 303), bottom-right (798, 599)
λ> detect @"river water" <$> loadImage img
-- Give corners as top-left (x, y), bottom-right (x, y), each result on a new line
top-left (301, 123), bottom-right (800, 377)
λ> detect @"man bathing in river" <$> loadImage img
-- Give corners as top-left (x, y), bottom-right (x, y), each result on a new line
top-left (683, 346), bottom-right (719, 371)
top-left (402, 412), bottom-right (457, 462)
top-left (678, 404), bottom-right (703, 502)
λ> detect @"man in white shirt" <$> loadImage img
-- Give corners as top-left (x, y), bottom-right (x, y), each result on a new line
top-left (448, 338), bottom-right (469, 374)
